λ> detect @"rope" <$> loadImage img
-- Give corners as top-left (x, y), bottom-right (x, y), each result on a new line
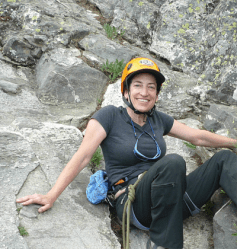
top-left (122, 171), bottom-right (147, 249)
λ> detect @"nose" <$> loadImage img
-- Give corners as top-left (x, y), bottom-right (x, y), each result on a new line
top-left (140, 85), bottom-right (148, 96)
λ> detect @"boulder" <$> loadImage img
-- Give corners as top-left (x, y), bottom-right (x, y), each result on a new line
top-left (9, 119), bottom-right (120, 249)
top-left (213, 201), bottom-right (237, 249)
top-left (204, 104), bottom-right (237, 138)
top-left (36, 47), bottom-right (108, 119)
top-left (79, 33), bottom-right (137, 64)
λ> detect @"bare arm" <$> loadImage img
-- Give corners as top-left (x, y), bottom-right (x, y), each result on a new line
top-left (168, 120), bottom-right (237, 148)
top-left (16, 119), bottom-right (106, 212)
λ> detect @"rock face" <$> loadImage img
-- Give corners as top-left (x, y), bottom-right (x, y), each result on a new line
top-left (213, 201), bottom-right (237, 249)
top-left (0, 0), bottom-right (237, 248)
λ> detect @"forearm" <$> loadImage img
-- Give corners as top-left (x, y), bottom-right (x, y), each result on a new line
top-left (194, 130), bottom-right (237, 148)
top-left (47, 151), bottom-right (90, 203)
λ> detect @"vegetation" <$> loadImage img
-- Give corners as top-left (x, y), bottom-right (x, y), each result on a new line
top-left (90, 147), bottom-right (103, 168)
top-left (18, 226), bottom-right (29, 236)
top-left (232, 223), bottom-right (237, 241)
top-left (16, 207), bottom-right (22, 213)
top-left (103, 23), bottom-right (125, 40)
top-left (97, 98), bottom-right (102, 105)
top-left (183, 141), bottom-right (196, 149)
top-left (101, 59), bottom-right (126, 81)
top-left (202, 200), bottom-right (214, 217)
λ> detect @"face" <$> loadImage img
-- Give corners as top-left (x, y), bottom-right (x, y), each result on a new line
top-left (124, 73), bottom-right (158, 113)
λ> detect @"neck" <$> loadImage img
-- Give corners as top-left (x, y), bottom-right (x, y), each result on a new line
top-left (126, 107), bottom-right (147, 126)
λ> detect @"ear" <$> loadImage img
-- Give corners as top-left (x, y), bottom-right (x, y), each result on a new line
top-left (124, 89), bottom-right (129, 100)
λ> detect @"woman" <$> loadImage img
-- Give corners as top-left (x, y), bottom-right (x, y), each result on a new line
top-left (17, 57), bottom-right (237, 249)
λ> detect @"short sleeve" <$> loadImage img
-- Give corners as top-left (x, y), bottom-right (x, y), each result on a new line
top-left (91, 105), bottom-right (117, 135)
top-left (156, 111), bottom-right (174, 135)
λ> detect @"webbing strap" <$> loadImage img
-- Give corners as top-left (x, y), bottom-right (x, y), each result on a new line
top-left (183, 191), bottom-right (200, 216)
top-left (122, 171), bottom-right (147, 249)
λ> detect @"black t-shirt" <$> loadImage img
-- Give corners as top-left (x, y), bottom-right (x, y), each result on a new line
top-left (92, 105), bottom-right (174, 185)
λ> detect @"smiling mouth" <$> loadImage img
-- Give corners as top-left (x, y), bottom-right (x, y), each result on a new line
top-left (138, 99), bottom-right (149, 102)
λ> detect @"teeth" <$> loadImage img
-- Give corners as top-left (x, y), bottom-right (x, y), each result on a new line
top-left (138, 99), bottom-right (148, 102)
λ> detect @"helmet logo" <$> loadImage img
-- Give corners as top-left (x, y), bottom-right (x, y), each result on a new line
top-left (127, 63), bottom-right (132, 71)
top-left (139, 59), bottom-right (154, 66)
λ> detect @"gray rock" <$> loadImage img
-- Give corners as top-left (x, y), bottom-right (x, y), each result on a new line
top-left (16, 165), bottom-right (120, 249)
top-left (88, 0), bottom-right (117, 19)
top-left (213, 201), bottom-right (237, 249)
top-left (102, 78), bottom-right (124, 108)
top-left (36, 47), bottom-right (108, 116)
top-left (0, 130), bottom-right (39, 249)
top-left (79, 34), bottom-right (136, 63)
top-left (0, 80), bottom-right (21, 94)
top-left (204, 104), bottom-right (237, 138)
top-left (3, 37), bottom-right (35, 66)
top-left (79, 33), bottom-right (137, 64)
top-left (8, 119), bottom-right (120, 248)
top-left (111, 0), bottom-right (162, 46)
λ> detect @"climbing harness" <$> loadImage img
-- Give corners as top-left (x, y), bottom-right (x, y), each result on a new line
top-left (122, 171), bottom-right (147, 249)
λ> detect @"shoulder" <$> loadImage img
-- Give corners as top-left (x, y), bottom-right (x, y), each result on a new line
top-left (93, 105), bottom-right (121, 118)
top-left (153, 110), bottom-right (173, 121)
top-left (91, 105), bottom-right (123, 134)
top-left (153, 110), bottom-right (174, 134)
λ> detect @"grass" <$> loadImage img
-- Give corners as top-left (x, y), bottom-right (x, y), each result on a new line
top-left (101, 59), bottom-right (126, 81)
top-left (232, 223), bottom-right (237, 242)
top-left (18, 226), bottom-right (29, 236)
top-left (183, 141), bottom-right (196, 149)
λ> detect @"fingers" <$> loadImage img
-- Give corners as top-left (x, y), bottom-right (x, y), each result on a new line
top-left (16, 195), bottom-right (30, 203)
top-left (16, 194), bottom-right (53, 213)
top-left (21, 198), bottom-right (37, 206)
top-left (38, 204), bottom-right (51, 213)
top-left (16, 194), bottom-right (40, 205)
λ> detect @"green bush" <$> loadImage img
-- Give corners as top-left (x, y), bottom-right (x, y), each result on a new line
top-left (202, 200), bottom-right (214, 216)
top-left (103, 23), bottom-right (125, 40)
top-left (90, 147), bottom-right (103, 168)
top-left (18, 226), bottom-right (29, 236)
top-left (101, 59), bottom-right (126, 81)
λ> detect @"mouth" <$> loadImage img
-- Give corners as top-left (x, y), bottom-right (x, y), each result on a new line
top-left (137, 99), bottom-right (149, 103)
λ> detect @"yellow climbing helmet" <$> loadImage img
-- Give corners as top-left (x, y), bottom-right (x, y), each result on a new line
top-left (121, 57), bottom-right (165, 94)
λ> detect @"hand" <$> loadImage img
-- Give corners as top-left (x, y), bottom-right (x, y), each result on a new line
top-left (16, 193), bottom-right (54, 213)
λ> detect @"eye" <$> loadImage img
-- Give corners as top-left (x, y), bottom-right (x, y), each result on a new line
top-left (134, 83), bottom-right (142, 88)
top-left (148, 85), bottom-right (156, 90)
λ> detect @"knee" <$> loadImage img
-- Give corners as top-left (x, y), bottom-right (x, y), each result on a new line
top-left (165, 154), bottom-right (186, 175)
top-left (214, 149), bottom-right (235, 162)
top-left (216, 149), bottom-right (233, 157)
top-left (154, 154), bottom-right (186, 179)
